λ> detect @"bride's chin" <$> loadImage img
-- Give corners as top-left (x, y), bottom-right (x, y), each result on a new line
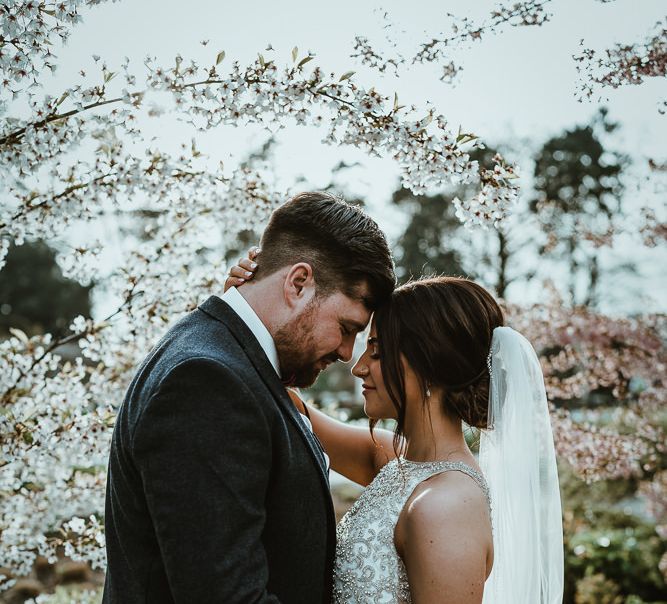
top-left (363, 402), bottom-right (385, 421)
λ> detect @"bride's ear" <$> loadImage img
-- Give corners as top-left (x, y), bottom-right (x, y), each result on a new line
top-left (283, 263), bottom-right (316, 309)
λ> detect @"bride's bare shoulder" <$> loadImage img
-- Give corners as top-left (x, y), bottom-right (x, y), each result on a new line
top-left (403, 470), bottom-right (488, 519)
top-left (395, 469), bottom-right (492, 601)
top-left (396, 468), bottom-right (490, 547)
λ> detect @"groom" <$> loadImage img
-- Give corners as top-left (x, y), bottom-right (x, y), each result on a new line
top-left (103, 192), bottom-right (395, 603)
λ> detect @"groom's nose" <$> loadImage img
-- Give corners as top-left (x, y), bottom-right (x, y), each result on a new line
top-left (336, 336), bottom-right (355, 363)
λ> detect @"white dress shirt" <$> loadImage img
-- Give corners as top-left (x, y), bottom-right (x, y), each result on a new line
top-left (222, 286), bottom-right (280, 376)
top-left (221, 287), bottom-right (329, 470)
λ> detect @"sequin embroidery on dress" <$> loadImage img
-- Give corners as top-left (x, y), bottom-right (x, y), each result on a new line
top-left (332, 458), bottom-right (491, 604)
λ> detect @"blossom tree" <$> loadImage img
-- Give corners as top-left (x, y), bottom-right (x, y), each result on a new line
top-left (513, 296), bottom-right (667, 581)
top-left (511, 297), bottom-right (665, 482)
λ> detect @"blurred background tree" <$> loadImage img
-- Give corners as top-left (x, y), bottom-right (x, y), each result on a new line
top-left (531, 109), bottom-right (628, 307)
top-left (390, 145), bottom-right (534, 297)
top-left (391, 186), bottom-right (465, 282)
top-left (0, 241), bottom-right (92, 339)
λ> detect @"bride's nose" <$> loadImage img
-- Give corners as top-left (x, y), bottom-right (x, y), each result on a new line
top-left (352, 359), bottom-right (369, 378)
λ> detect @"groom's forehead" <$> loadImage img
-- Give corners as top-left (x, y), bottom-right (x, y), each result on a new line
top-left (345, 279), bottom-right (373, 310)
top-left (323, 289), bottom-right (371, 326)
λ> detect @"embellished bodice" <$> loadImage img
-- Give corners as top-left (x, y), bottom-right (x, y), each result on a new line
top-left (332, 458), bottom-right (490, 604)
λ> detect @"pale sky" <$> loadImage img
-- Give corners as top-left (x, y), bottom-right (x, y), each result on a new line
top-left (48, 0), bottom-right (666, 161)
top-left (22, 0), bottom-right (667, 313)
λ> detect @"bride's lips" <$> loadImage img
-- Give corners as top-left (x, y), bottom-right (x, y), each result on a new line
top-left (362, 383), bottom-right (376, 394)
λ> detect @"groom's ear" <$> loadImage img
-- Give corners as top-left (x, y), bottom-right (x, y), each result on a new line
top-left (283, 262), bottom-right (316, 309)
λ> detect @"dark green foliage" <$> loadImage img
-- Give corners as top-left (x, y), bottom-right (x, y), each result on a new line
top-left (531, 109), bottom-right (628, 306)
top-left (573, 573), bottom-right (623, 604)
top-left (224, 229), bottom-right (258, 266)
top-left (391, 186), bottom-right (466, 283)
top-left (566, 516), bottom-right (666, 602)
top-left (0, 241), bottom-right (92, 338)
top-left (560, 464), bottom-right (667, 603)
top-left (303, 360), bottom-right (362, 417)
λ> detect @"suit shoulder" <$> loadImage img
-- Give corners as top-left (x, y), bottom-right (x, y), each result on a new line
top-left (118, 309), bottom-right (251, 421)
top-left (148, 308), bottom-right (247, 371)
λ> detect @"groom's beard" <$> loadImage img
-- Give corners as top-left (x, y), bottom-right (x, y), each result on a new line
top-left (274, 300), bottom-right (337, 388)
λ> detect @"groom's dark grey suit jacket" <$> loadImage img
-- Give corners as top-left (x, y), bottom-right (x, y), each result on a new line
top-left (103, 295), bottom-right (336, 603)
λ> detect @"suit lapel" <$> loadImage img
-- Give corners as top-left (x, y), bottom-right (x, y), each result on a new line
top-left (198, 295), bottom-right (330, 483)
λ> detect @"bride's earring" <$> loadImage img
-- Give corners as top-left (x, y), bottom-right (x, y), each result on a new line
top-left (425, 384), bottom-right (431, 398)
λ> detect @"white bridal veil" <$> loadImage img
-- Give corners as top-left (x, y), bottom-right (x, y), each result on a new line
top-left (479, 326), bottom-right (564, 604)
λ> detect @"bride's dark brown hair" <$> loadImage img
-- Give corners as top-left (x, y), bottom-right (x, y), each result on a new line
top-left (373, 276), bottom-right (505, 450)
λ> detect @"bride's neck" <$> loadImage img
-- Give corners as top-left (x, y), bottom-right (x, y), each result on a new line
top-left (402, 401), bottom-right (470, 463)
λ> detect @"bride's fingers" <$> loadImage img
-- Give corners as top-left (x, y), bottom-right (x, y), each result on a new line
top-left (230, 265), bottom-right (253, 279)
top-left (223, 275), bottom-right (245, 292)
top-left (238, 257), bottom-right (258, 273)
top-left (224, 248), bottom-right (259, 292)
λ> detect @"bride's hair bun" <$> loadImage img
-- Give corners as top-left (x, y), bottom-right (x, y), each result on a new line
top-left (374, 277), bottom-right (504, 433)
top-left (446, 378), bottom-right (492, 430)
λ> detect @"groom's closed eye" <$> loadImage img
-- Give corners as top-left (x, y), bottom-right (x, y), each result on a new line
top-left (340, 320), bottom-right (366, 337)
top-left (349, 319), bottom-right (367, 332)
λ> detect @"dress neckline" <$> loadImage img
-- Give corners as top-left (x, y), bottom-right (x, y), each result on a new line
top-left (397, 456), bottom-right (477, 470)
top-left (393, 457), bottom-right (491, 506)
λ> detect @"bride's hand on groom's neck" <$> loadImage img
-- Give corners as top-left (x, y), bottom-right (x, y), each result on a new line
top-left (224, 246), bottom-right (261, 292)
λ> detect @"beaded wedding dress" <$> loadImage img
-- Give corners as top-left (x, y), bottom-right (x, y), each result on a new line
top-left (332, 457), bottom-right (490, 604)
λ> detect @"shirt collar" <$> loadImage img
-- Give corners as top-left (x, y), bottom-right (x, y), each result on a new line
top-left (221, 286), bottom-right (281, 377)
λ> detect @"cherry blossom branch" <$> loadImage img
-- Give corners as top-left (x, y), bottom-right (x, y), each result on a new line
top-left (1, 52), bottom-right (521, 237)
top-left (0, 77), bottom-right (262, 147)
top-left (574, 19), bottom-right (667, 103)
top-left (413, 0), bottom-right (552, 65)
top-left (350, 1), bottom-right (552, 83)
top-left (0, 277), bottom-right (143, 407)
top-left (0, 1), bottom-right (115, 94)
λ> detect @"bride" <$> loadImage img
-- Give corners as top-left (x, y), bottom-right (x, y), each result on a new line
top-left (228, 257), bottom-right (563, 603)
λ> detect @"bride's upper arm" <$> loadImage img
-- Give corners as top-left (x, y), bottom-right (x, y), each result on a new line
top-left (311, 406), bottom-right (394, 486)
top-left (397, 474), bottom-right (490, 604)
top-left (286, 389), bottom-right (397, 485)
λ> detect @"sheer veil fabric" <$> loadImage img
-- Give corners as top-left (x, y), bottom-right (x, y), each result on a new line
top-left (479, 326), bottom-right (564, 604)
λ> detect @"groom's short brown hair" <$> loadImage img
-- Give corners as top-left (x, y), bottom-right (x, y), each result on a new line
top-left (256, 192), bottom-right (395, 310)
